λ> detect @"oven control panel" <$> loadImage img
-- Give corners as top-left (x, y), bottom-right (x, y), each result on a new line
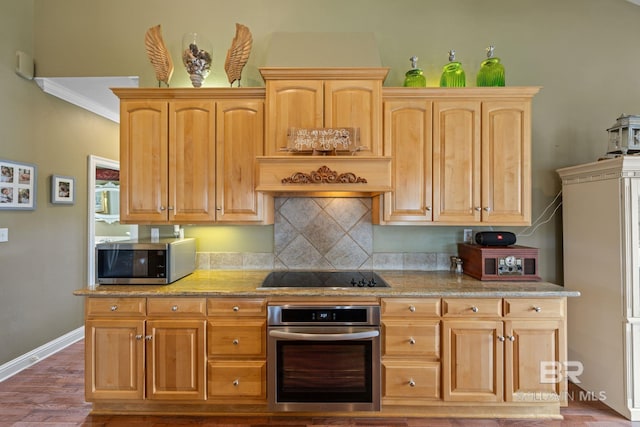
top-left (268, 306), bottom-right (380, 326)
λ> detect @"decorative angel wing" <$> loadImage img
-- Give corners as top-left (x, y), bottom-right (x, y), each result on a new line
top-left (144, 25), bottom-right (174, 87)
top-left (224, 23), bottom-right (252, 87)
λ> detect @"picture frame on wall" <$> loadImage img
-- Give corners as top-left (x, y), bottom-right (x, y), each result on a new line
top-left (0, 159), bottom-right (37, 210)
top-left (51, 174), bottom-right (75, 205)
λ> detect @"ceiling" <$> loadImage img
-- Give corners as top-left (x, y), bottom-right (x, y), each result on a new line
top-left (34, 76), bottom-right (139, 123)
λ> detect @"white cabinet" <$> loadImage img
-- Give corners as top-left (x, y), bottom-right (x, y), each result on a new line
top-left (558, 156), bottom-right (640, 420)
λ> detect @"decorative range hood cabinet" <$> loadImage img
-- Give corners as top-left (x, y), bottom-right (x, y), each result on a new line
top-left (255, 67), bottom-right (393, 196)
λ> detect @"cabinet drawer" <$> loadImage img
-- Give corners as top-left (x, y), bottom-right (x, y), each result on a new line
top-left (86, 297), bottom-right (146, 317)
top-left (207, 360), bottom-right (266, 400)
top-left (208, 298), bottom-right (266, 317)
top-left (382, 360), bottom-right (440, 401)
top-left (381, 298), bottom-right (441, 318)
top-left (208, 320), bottom-right (266, 357)
top-left (503, 298), bottom-right (565, 318)
top-left (442, 298), bottom-right (502, 317)
top-left (382, 320), bottom-right (440, 358)
top-left (147, 298), bottom-right (206, 316)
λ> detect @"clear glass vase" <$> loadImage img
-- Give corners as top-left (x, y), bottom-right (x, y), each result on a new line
top-left (182, 32), bottom-right (212, 87)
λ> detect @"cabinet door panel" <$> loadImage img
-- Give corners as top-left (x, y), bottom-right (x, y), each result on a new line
top-left (433, 101), bottom-right (481, 224)
top-left (216, 99), bottom-right (265, 222)
top-left (120, 100), bottom-right (168, 222)
top-left (169, 100), bottom-right (216, 223)
top-left (482, 101), bottom-right (531, 224)
top-left (265, 80), bottom-right (323, 155)
top-left (505, 319), bottom-right (565, 402)
top-left (146, 319), bottom-right (206, 400)
top-left (325, 80), bottom-right (382, 155)
top-left (85, 319), bottom-right (144, 401)
top-left (442, 319), bottom-right (503, 402)
top-left (383, 100), bottom-right (433, 222)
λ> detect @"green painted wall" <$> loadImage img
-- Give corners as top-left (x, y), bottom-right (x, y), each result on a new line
top-left (2, 0), bottom-right (639, 364)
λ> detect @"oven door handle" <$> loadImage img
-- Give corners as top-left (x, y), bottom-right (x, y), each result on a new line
top-left (268, 330), bottom-right (379, 341)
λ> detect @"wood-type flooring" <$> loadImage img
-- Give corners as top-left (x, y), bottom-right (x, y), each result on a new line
top-left (0, 340), bottom-right (637, 426)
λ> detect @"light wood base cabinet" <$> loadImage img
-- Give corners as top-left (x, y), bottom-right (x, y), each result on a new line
top-left (442, 297), bottom-right (567, 405)
top-left (206, 298), bottom-right (267, 403)
top-left (85, 296), bottom-right (565, 418)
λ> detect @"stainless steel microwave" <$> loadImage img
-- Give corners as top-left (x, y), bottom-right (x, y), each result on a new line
top-left (95, 238), bottom-right (196, 285)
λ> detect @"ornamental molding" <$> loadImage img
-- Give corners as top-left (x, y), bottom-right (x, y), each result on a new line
top-left (281, 165), bottom-right (368, 184)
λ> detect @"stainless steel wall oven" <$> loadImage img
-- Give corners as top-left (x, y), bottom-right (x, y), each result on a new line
top-left (267, 305), bottom-right (381, 412)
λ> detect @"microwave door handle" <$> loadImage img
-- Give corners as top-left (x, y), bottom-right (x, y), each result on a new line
top-left (268, 330), bottom-right (379, 341)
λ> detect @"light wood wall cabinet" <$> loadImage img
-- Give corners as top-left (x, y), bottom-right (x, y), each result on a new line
top-left (260, 68), bottom-right (389, 156)
top-left (207, 298), bottom-right (267, 403)
top-left (113, 89), bottom-right (272, 225)
top-left (441, 297), bottom-right (566, 405)
top-left (378, 87), bottom-right (539, 226)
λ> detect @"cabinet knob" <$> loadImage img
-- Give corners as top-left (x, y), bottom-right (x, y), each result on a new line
top-left (408, 379), bottom-right (416, 387)
top-left (233, 339), bottom-right (239, 345)
top-left (409, 337), bottom-right (416, 345)
top-left (483, 207), bottom-right (491, 212)
top-left (233, 379), bottom-right (239, 387)
top-left (408, 305), bottom-right (416, 312)
top-left (533, 306), bottom-right (542, 313)
top-left (216, 207), bottom-right (222, 211)
top-left (474, 207), bottom-right (482, 211)
top-left (135, 334), bottom-right (143, 340)
top-left (471, 306), bottom-right (479, 313)
top-left (497, 335), bottom-right (505, 342)
top-left (425, 206), bottom-right (431, 211)
top-left (171, 305), bottom-right (178, 312)
top-left (167, 206), bottom-right (174, 211)
top-left (507, 335), bottom-right (515, 342)
top-left (233, 306), bottom-right (240, 312)
top-left (145, 335), bottom-right (153, 341)
top-left (110, 305), bottom-right (118, 311)
top-left (160, 206), bottom-right (166, 211)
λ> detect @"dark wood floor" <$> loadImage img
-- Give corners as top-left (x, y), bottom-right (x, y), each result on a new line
top-left (0, 340), bottom-right (637, 426)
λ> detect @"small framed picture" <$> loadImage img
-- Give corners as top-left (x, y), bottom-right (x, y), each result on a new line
top-left (0, 159), bottom-right (37, 210)
top-left (51, 175), bottom-right (75, 205)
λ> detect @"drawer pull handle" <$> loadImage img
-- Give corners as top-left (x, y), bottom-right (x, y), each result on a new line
top-left (471, 306), bottom-right (479, 313)
top-left (408, 305), bottom-right (416, 312)
top-left (233, 306), bottom-right (240, 312)
top-left (533, 306), bottom-right (542, 312)
top-left (145, 335), bottom-right (153, 341)
top-left (409, 379), bottom-right (416, 387)
top-left (409, 337), bottom-right (416, 345)
top-left (135, 335), bottom-right (143, 340)
top-left (110, 305), bottom-right (118, 311)
top-left (233, 379), bottom-right (239, 387)
top-left (233, 339), bottom-right (239, 345)
top-left (171, 305), bottom-right (178, 312)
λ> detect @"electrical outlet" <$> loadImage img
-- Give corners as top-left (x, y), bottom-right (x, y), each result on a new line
top-left (463, 228), bottom-right (473, 243)
top-left (0, 228), bottom-right (8, 242)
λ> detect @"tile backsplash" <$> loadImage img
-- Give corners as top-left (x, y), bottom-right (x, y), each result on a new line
top-left (196, 197), bottom-right (452, 271)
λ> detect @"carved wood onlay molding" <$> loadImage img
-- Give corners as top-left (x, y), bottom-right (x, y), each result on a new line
top-left (281, 165), bottom-right (368, 184)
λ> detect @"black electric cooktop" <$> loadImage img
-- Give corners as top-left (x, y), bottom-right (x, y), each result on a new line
top-left (259, 271), bottom-right (390, 289)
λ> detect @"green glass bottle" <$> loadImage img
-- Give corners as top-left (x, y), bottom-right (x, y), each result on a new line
top-left (403, 56), bottom-right (427, 87)
top-left (477, 45), bottom-right (505, 87)
top-left (439, 50), bottom-right (466, 87)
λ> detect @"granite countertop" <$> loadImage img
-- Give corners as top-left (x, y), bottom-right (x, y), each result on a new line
top-left (73, 270), bottom-right (580, 298)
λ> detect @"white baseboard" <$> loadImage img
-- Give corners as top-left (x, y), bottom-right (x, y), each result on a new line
top-left (0, 326), bottom-right (84, 382)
